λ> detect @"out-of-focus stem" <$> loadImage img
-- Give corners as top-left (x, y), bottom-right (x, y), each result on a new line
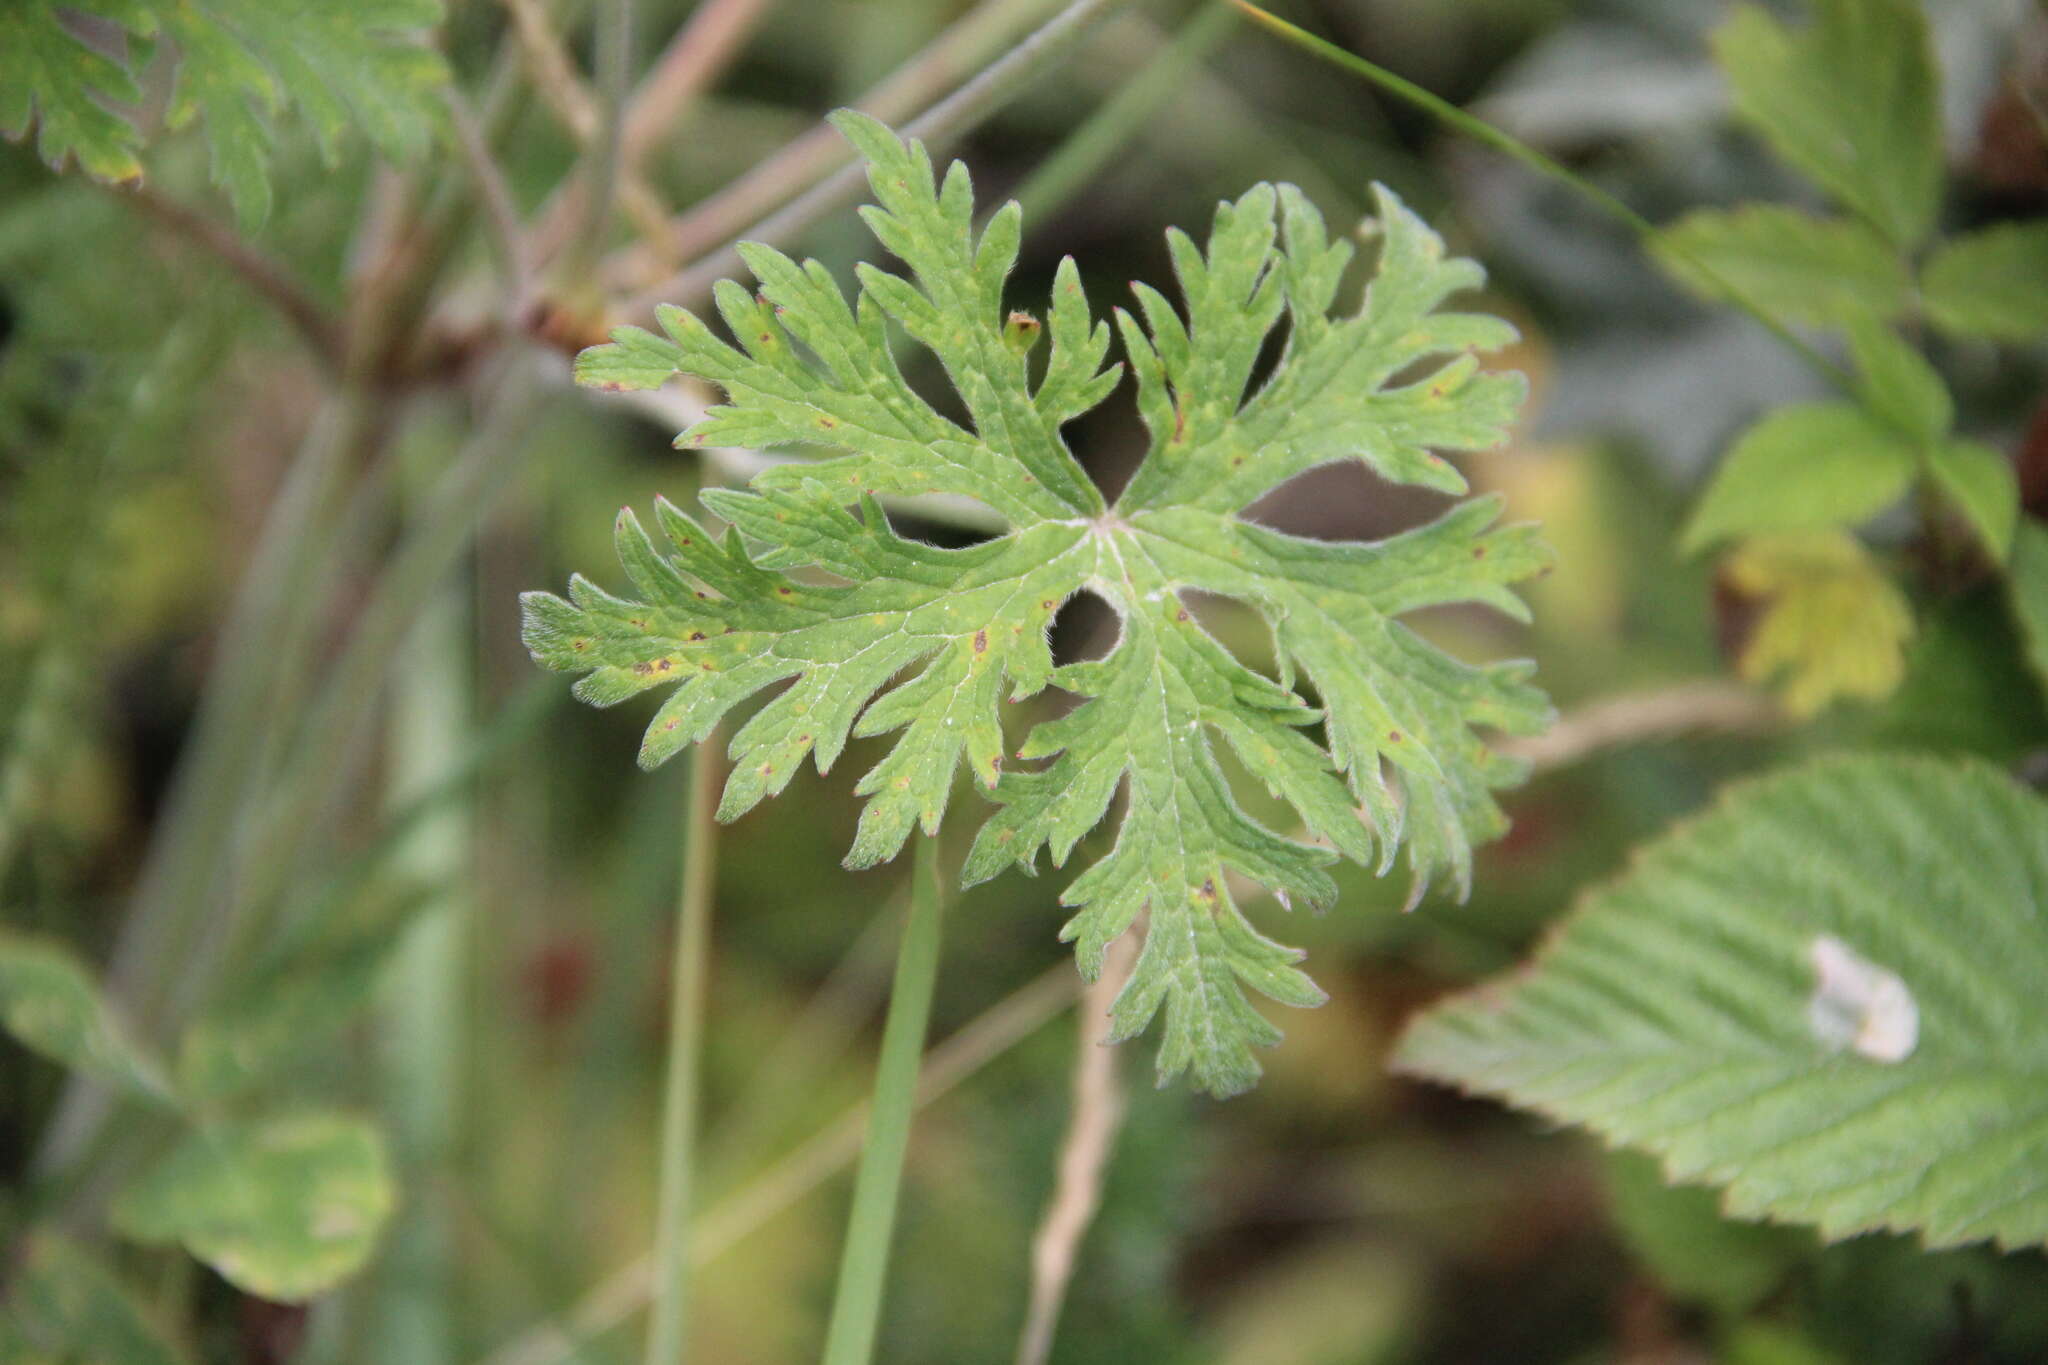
top-left (643, 740), bottom-right (723, 1365)
top-left (368, 421), bottom-right (474, 1365)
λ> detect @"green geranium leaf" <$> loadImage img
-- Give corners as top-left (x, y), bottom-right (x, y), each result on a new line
top-left (1651, 206), bottom-right (1908, 326)
top-left (532, 113), bottom-right (1549, 1096)
top-left (0, 1), bottom-right (447, 225)
top-left (1681, 402), bottom-right (1917, 553)
top-left (113, 1112), bottom-right (395, 1301)
top-left (0, 930), bottom-right (173, 1104)
top-left (1712, 0), bottom-right (1941, 246)
top-left (4, 1232), bottom-right (194, 1365)
top-left (1927, 439), bottom-right (2018, 561)
top-left (1395, 753), bottom-right (2048, 1251)
top-left (1921, 223), bottom-right (2048, 342)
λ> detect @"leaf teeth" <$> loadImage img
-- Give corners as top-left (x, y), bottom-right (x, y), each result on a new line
top-left (552, 121), bottom-right (1542, 1095)
top-left (1396, 754), bottom-right (2048, 1252)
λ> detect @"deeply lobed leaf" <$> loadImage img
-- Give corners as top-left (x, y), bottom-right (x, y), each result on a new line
top-left (536, 112), bottom-right (1547, 1095)
top-left (0, 0), bottom-right (447, 224)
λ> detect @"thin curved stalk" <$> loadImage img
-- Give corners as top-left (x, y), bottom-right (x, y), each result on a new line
top-left (820, 833), bottom-right (947, 1365)
top-left (1226, 1), bottom-right (1854, 394)
top-left (644, 741), bottom-right (723, 1365)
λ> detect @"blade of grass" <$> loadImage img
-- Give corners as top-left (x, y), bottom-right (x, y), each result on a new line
top-left (819, 832), bottom-right (947, 1365)
top-left (1225, 0), bottom-right (1853, 393)
top-left (644, 738), bottom-right (723, 1365)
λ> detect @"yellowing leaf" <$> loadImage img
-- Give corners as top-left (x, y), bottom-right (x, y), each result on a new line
top-left (1724, 532), bottom-right (1913, 716)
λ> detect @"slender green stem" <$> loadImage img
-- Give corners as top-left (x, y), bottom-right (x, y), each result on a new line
top-left (819, 834), bottom-right (947, 1365)
top-left (644, 740), bottom-right (722, 1365)
top-left (1227, 0), bottom-right (1854, 393)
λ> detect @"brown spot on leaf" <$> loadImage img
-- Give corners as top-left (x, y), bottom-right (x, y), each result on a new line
top-left (1387, 729), bottom-right (1403, 742)
top-left (687, 631), bottom-right (706, 641)
top-left (1175, 608), bottom-right (1190, 622)
top-left (973, 628), bottom-right (988, 654)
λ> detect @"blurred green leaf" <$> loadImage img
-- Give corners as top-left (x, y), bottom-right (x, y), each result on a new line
top-left (175, 926), bottom-right (406, 1104)
top-left (2, 1231), bottom-right (194, 1365)
top-left (1681, 404), bottom-right (1916, 553)
top-left (1651, 207), bottom-right (1908, 326)
top-left (113, 1112), bottom-right (396, 1301)
top-left (1604, 1149), bottom-right (1806, 1313)
top-left (1396, 753), bottom-right (2048, 1251)
top-left (1846, 321), bottom-right (1950, 443)
top-left (1921, 223), bottom-right (2048, 342)
top-left (1927, 439), bottom-right (2018, 561)
top-left (0, 930), bottom-right (172, 1104)
top-left (1721, 1321), bottom-right (1845, 1365)
top-left (0, 0), bottom-right (447, 224)
top-left (2009, 519), bottom-right (2048, 698)
top-left (1712, 0), bottom-right (1941, 246)
top-left (538, 114), bottom-right (1547, 1096)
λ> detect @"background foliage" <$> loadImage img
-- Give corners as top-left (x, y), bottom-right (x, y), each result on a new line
top-left (4, 0), bottom-right (2048, 1362)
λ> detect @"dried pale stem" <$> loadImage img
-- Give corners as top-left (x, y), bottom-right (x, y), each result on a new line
top-left (632, 0), bottom-right (1132, 314)
top-left (621, 0), bottom-right (776, 171)
top-left (499, 0), bottom-right (598, 135)
top-left (1502, 681), bottom-right (1784, 775)
top-left (445, 86), bottom-right (532, 312)
top-left (1014, 928), bottom-right (1139, 1365)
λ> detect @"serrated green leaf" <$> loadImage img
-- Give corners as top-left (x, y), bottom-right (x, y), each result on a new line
top-left (4, 1231), bottom-right (194, 1365)
top-left (0, 1), bottom-right (446, 224)
top-left (113, 1112), bottom-right (395, 1301)
top-left (0, 930), bottom-right (173, 1104)
top-left (1927, 439), bottom-right (2018, 561)
top-left (1651, 206), bottom-right (1909, 326)
top-left (1724, 531), bottom-right (1913, 716)
top-left (1395, 753), bottom-right (2048, 1251)
top-left (1712, 0), bottom-right (1941, 246)
top-left (1845, 320), bottom-right (1950, 443)
top-left (1921, 223), bottom-right (2048, 342)
top-left (1682, 403), bottom-right (1917, 553)
top-left (540, 113), bottom-right (1546, 1096)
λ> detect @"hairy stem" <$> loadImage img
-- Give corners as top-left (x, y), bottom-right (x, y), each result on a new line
top-left (644, 741), bottom-right (723, 1365)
